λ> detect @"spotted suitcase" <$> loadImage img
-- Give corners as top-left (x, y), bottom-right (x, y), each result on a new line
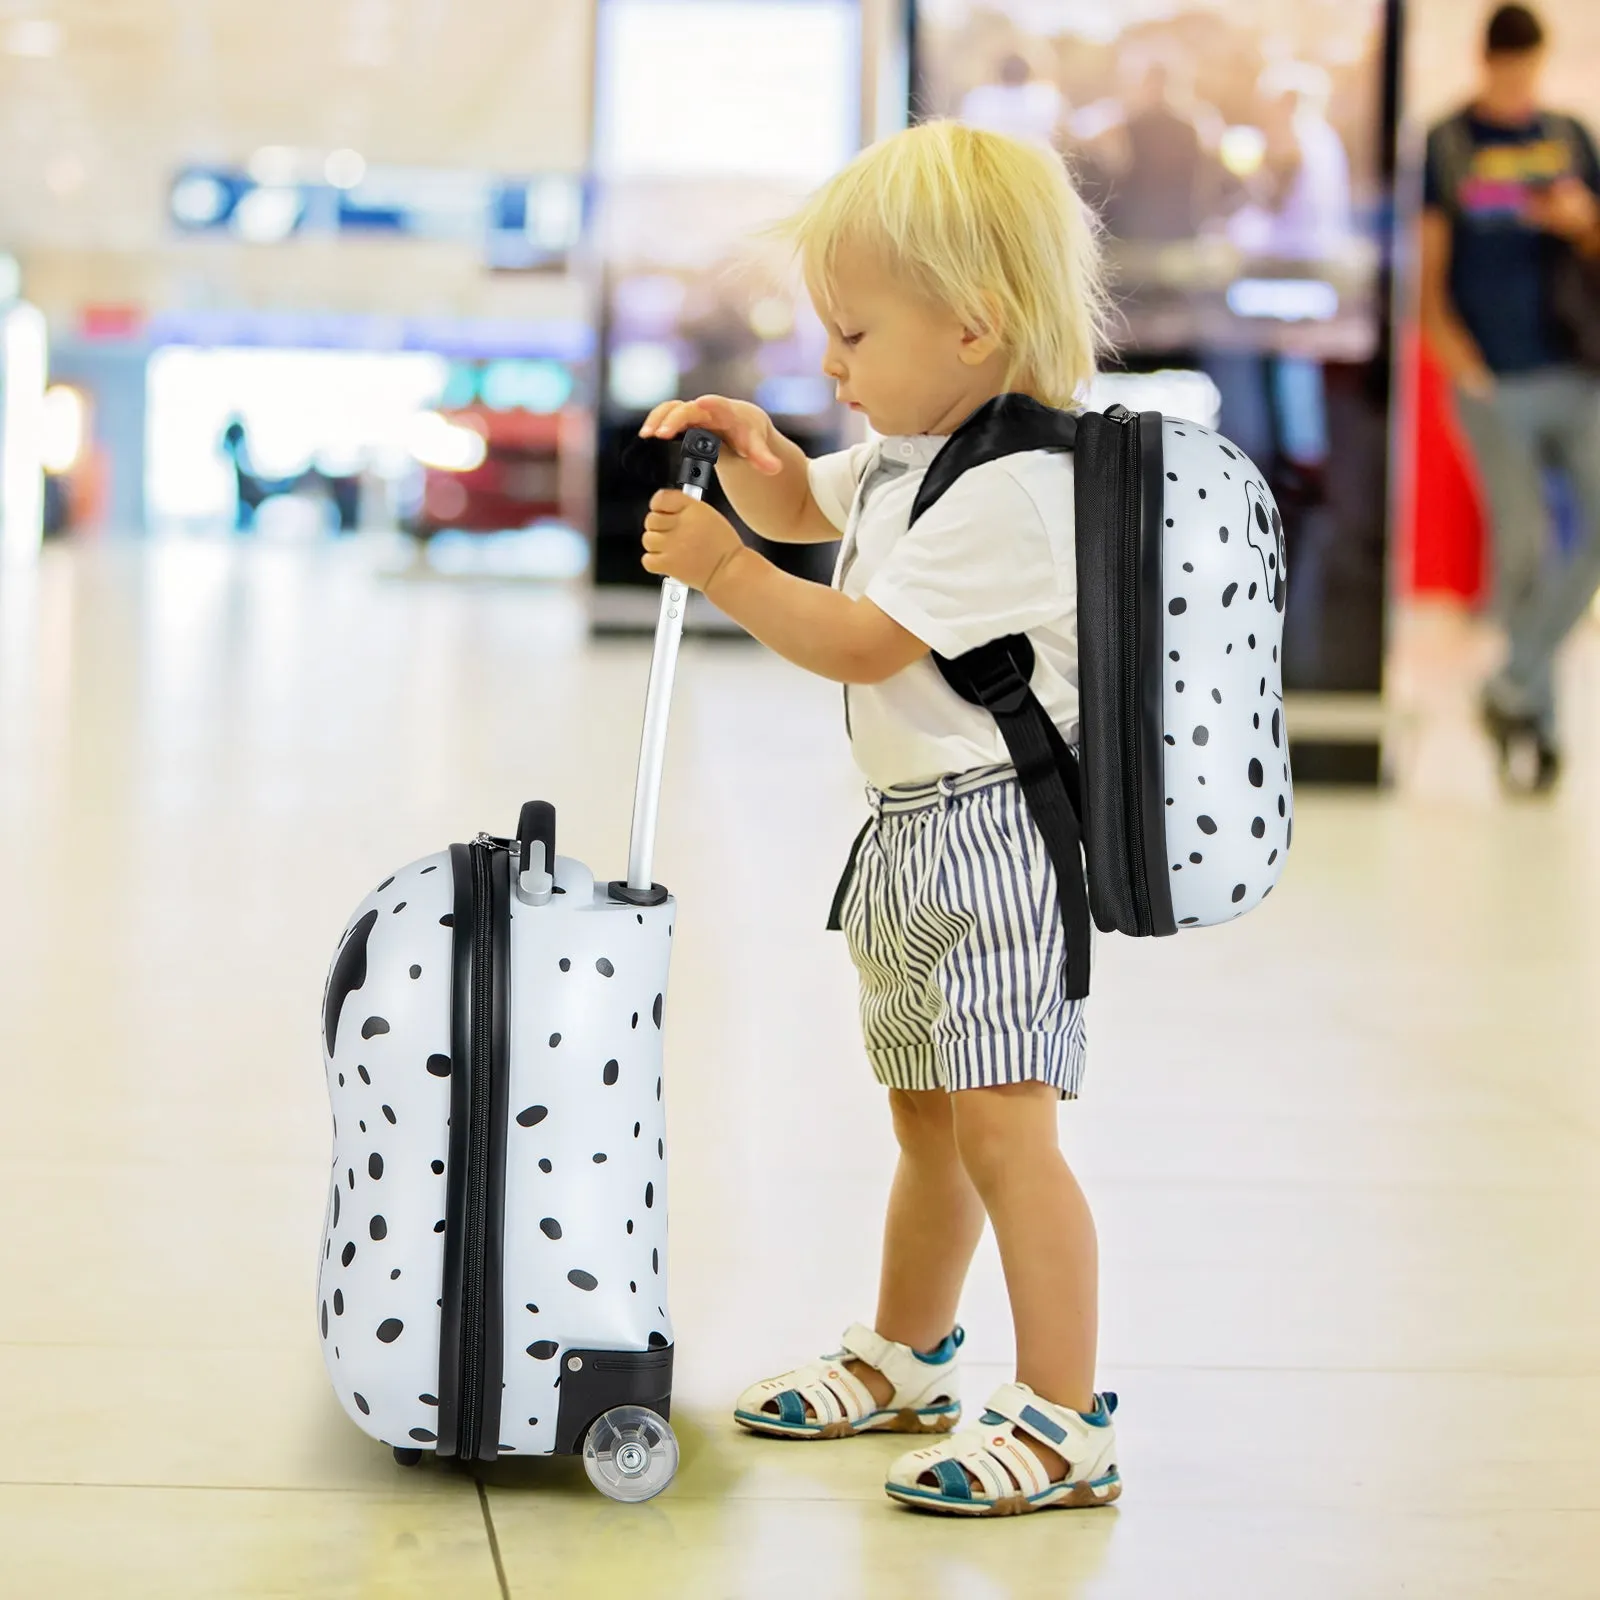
top-left (315, 430), bottom-right (722, 1501)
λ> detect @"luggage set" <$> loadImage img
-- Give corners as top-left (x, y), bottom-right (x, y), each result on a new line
top-left (317, 405), bottom-right (1292, 1500)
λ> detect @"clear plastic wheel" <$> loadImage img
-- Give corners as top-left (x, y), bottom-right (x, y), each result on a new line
top-left (582, 1406), bottom-right (678, 1502)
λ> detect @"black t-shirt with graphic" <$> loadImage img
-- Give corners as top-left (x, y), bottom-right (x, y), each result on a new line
top-left (1424, 109), bottom-right (1600, 373)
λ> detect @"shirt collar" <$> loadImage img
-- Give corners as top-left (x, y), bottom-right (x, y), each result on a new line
top-left (873, 434), bottom-right (947, 468)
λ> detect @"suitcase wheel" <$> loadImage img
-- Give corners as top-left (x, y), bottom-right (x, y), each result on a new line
top-left (582, 1406), bottom-right (679, 1503)
top-left (393, 1446), bottom-right (424, 1468)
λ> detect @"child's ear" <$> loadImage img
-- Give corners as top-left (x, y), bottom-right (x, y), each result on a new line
top-left (958, 297), bottom-right (1004, 366)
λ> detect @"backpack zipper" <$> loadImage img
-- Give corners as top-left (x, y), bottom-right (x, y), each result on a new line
top-left (1109, 407), bottom-right (1152, 935)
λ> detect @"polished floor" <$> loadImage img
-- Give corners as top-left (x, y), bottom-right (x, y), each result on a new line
top-left (1, 535), bottom-right (1598, 1598)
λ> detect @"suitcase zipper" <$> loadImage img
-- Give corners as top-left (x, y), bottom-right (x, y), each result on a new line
top-left (458, 838), bottom-right (498, 1456)
top-left (1109, 407), bottom-right (1152, 935)
top-left (441, 834), bottom-right (511, 1461)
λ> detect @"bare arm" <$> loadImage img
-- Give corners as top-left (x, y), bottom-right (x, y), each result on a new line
top-left (716, 428), bottom-right (848, 545)
top-left (1419, 208), bottom-right (1493, 396)
top-left (708, 548), bottom-right (929, 682)
top-left (639, 491), bottom-right (927, 683)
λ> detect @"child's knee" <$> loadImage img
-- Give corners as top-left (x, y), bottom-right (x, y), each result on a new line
top-left (887, 1087), bottom-right (956, 1159)
top-left (949, 1082), bottom-right (1058, 1190)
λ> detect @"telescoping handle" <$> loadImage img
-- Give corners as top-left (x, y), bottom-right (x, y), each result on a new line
top-left (622, 428), bottom-right (721, 896)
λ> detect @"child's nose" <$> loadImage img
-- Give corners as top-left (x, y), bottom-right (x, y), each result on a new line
top-left (822, 350), bottom-right (847, 380)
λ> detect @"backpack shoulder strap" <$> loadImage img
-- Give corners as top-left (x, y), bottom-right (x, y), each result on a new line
top-left (910, 393), bottom-right (1076, 527)
top-left (914, 393), bottom-right (1088, 997)
top-left (936, 635), bottom-right (1091, 1000)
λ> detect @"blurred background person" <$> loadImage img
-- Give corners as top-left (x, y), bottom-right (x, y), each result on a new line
top-left (957, 51), bottom-right (1069, 153)
top-left (1103, 59), bottom-right (1207, 243)
top-left (1422, 3), bottom-right (1600, 791)
top-left (1228, 61), bottom-right (1353, 260)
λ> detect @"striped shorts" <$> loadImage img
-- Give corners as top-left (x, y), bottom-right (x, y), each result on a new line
top-left (834, 764), bottom-right (1088, 1098)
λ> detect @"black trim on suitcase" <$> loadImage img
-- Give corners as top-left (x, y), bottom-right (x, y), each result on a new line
top-left (554, 1346), bottom-right (675, 1456)
top-left (438, 839), bottom-right (511, 1462)
top-left (608, 879), bottom-right (669, 907)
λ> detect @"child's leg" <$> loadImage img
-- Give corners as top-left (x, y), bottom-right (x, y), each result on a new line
top-left (845, 1088), bottom-right (987, 1406)
top-left (950, 1081), bottom-right (1098, 1473)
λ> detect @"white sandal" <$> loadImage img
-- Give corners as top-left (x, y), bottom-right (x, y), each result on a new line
top-left (734, 1324), bottom-right (963, 1440)
top-left (885, 1382), bottom-right (1120, 1516)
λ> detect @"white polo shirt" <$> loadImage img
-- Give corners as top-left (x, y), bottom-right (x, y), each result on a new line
top-left (809, 433), bottom-right (1080, 791)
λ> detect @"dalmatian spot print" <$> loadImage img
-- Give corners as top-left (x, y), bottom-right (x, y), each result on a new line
top-left (324, 911), bottom-right (378, 1054)
top-left (361, 1017), bottom-right (389, 1040)
top-left (322, 844), bottom-right (675, 1460)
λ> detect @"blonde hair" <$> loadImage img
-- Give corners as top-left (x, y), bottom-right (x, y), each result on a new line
top-left (777, 121), bottom-right (1109, 408)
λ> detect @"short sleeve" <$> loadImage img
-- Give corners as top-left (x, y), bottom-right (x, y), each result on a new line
top-left (807, 443), bottom-right (873, 532)
top-left (1574, 118), bottom-right (1600, 194)
top-left (1421, 124), bottom-right (1446, 211)
top-left (863, 460), bottom-right (1071, 661)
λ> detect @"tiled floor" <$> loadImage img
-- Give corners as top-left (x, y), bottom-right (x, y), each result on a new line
top-left (1, 538), bottom-right (1598, 1597)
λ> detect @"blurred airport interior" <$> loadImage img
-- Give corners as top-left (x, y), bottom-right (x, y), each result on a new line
top-left (2, 2), bottom-right (1600, 1596)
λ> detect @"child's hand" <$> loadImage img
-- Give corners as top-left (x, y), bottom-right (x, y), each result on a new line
top-left (638, 395), bottom-right (784, 476)
top-left (642, 490), bottom-right (747, 593)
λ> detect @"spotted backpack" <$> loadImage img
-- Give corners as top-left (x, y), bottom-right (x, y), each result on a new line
top-left (913, 393), bottom-right (1293, 998)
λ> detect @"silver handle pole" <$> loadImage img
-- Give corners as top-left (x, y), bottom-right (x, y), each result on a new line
top-left (625, 484), bottom-right (701, 893)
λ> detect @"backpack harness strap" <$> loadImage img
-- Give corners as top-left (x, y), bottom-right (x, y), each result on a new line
top-left (827, 395), bottom-right (1092, 1000)
top-left (933, 634), bottom-right (1092, 1002)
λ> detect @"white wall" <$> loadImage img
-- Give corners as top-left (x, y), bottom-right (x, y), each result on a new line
top-left (1406, 0), bottom-right (1600, 127)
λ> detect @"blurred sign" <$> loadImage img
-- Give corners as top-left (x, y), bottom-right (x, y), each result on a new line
top-left (141, 309), bottom-right (595, 362)
top-left (168, 165), bottom-right (589, 268)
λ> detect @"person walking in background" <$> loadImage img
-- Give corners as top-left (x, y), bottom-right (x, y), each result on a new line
top-left (1421, 4), bottom-right (1600, 792)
